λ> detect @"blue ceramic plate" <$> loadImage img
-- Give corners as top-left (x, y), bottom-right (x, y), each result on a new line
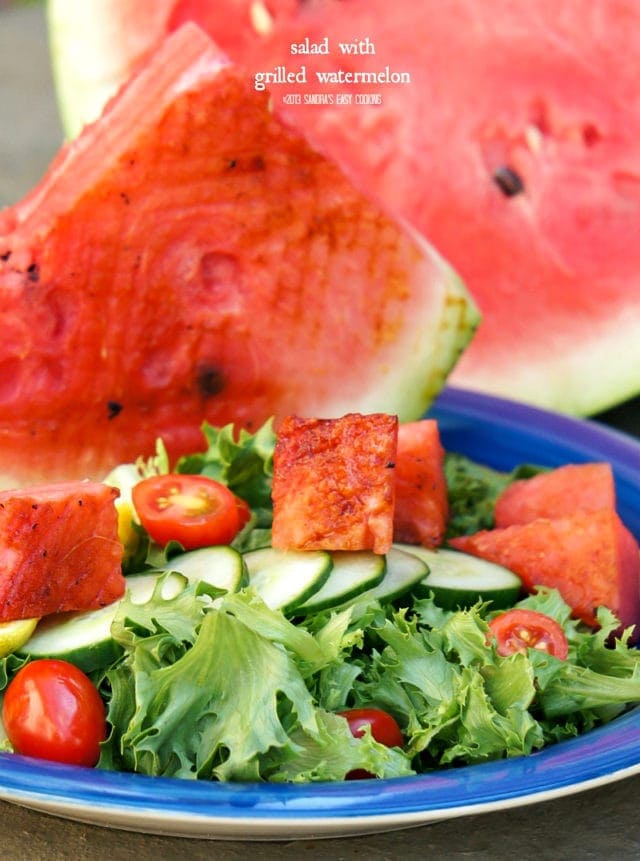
top-left (0, 387), bottom-right (639, 840)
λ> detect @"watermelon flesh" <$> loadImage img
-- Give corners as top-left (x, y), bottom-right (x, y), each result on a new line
top-left (450, 510), bottom-right (640, 634)
top-left (494, 463), bottom-right (617, 528)
top-left (0, 481), bottom-right (124, 621)
top-left (47, 0), bottom-right (640, 415)
top-left (393, 419), bottom-right (448, 548)
top-left (271, 413), bottom-right (398, 554)
top-left (0, 23), bottom-right (477, 486)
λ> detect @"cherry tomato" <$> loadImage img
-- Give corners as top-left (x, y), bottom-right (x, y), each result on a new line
top-left (236, 496), bottom-right (252, 530)
top-left (132, 474), bottom-right (244, 549)
top-left (339, 707), bottom-right (404, 779)
top-left (2, 659), bottom-right (107, 767)
top-left (489, 609), bottom-right (569, 660)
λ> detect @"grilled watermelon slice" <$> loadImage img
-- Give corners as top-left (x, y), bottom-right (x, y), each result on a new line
top-left (0, 480), bottom-right (124, 621)
top-left (0, 23), bottom-right (476, 486)
top-left (47, 0), bottom-right (640, 415)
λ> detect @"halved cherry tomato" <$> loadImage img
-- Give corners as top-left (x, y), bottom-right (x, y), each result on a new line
top-left (339, 707), bottom-right (404, 779)
top-left (489, 609), bottom-right (569, 660)
top-left (2, 659), bottom-right (107, 767)
top-left (132, 474), bottom-right (244, 549)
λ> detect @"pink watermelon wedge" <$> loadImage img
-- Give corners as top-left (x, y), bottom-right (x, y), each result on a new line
top-left (494, 463), bottom-right (617, 528)
top-left (47, 0), bottom-right (640, 416)
top-left (393, 419), bottom-right (448, 548)
top-left (450, 510), bottom-right (640, 633)
top-left (0, 23), bottom-right (476, 486)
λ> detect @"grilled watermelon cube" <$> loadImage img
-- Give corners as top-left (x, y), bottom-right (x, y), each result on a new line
top-left (0, 481), bottom-right (125, 621)
top-left (450, 509), bottom-right (640, 633)
top-left (271, 413), bottom-right (398, 554)
top-left (393, 419), bottom-right (448, 548)
top-left (494, 462), bottom-right (616, 528)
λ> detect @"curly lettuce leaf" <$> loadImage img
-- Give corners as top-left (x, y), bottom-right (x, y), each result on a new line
top-left (177, 420), bottom-right (275, 510)
top-left (444, 453), bottom-right (545, 538)
top-left (103, 600), bottom-right (320, 780)
top-left (264, 709), bottom-right (414, 782)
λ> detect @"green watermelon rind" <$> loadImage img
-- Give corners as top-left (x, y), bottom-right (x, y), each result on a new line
top-left (352, 235), bottom-right (480, 422)
top-left (47, 0), bottom-right (167, 139)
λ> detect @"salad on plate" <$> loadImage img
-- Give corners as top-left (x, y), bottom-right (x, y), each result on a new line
top-left (0, 409), bottom-right (639, 785)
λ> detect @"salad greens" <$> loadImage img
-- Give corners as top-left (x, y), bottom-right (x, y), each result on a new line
top-left (444, 453), bottom-right (545, 538)
top-left (4, 418), bottom-right (640, 783)
top-left (90, 577), bottom-right (640, 781)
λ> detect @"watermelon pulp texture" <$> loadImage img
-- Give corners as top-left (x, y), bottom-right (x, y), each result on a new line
top-left (450, 459), bottom-right (640, 635)
top-left (494, 463), bottom-right (617, 528)
top-left (271, 413), bottom-right (398, 554)
top-left (47, 0), bottom-right (640, 416)
top-left (451, 510), bottom-right (640, 634)
top-left (0, 23), bottom-right (477, 486)
top-left (393, 419), bottom-right (448, 548)
top-left (0, 481), bottom-right (124, 622)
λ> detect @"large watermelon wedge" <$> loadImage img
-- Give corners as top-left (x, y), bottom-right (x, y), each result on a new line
top-left (0, 23), bottom-right (476, 487)
top-left (46, 0), bottom-right (640, 416)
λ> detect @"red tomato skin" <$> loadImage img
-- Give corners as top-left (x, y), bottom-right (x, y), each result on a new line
top-left (339, 707), bottom-right (404, 778)
top-left (339, 708), bottom-right (404, 748)
top-left (132, 474), bottom-right (243, 549)
top-left (236, 497), bottom-right (251, 530)
top-left (2, 659), bottom-right (107, 767)
top-left (489, 609), bottom-right (569, 660)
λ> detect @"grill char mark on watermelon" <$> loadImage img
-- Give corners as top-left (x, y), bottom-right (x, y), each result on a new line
top-left (271, 413), bottom-right (398, 554)
top-left (0, 481), bottom-right (125, 622)
top-left (0, 23), bottom-right (476, 485)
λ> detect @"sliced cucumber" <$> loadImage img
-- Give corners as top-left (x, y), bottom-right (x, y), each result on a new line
top-left (17, 571), bottom-right (186, 673)
top-left (296, 551), bottom-right (386, 614)
top-left (396, 544), bottom-right (523, 610)
top-left (358, 547), bottom-right (429, 603)
top-left (163, 545), bottom-right (247, 594)
top-left (243, 547), bottom-right (333, 613)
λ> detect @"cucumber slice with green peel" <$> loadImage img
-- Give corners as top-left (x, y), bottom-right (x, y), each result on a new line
top-left (395, 544), bottom-right (523, 610)
top-left (17, 571), bottom-right (186, 673)
top-left (163, 545), bottom-right (247, 594)
top-left (341, 548), bottom-right (428, 608)
top-left (296, 551), bottom-right (386, 614)
top-left (362, 547), bottom-right (429, 603)
top-left (243, 547), bottom-right (333, 613)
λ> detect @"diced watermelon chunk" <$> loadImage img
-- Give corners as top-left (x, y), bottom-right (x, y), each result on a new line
top-left (450, 510), bottom-right (640, 633)
top-left (0, 481), bottom-right (125, 621)
top-left (271, 413), bottom-right (398, 554)
top-left (494, 463), bottom-right (616, 528)
top-left (393, 419), bottom-right (448, 547)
